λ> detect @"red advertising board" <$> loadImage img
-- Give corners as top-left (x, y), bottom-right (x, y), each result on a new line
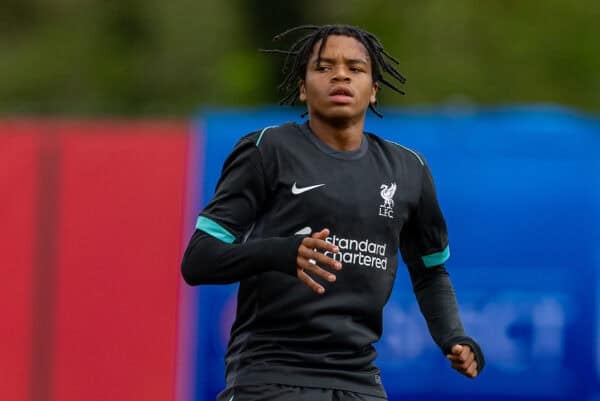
top-left (0, 120), bottom-right (191, 401)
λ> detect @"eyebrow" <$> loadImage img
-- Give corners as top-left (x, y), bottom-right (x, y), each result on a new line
top-left (312, 57), bottom-right (369, 65)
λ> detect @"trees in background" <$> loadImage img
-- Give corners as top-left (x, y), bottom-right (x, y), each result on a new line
top-left (1, 0), bottom-right (598, 115)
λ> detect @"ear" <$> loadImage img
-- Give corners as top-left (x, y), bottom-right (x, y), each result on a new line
top-left (299, 80), bottom-right (307, 102)
top-left (370, 82), bottom-right (379, 105)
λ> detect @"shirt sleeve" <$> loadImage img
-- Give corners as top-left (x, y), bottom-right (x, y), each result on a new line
top-left (399, 161), bottom-right (449, 270)
top-left (400, 160), bottom-right (485, 372)
top-left (181, 133), bottom-right (303, 285)
top-left (200, 135), bottom-right (268, 237)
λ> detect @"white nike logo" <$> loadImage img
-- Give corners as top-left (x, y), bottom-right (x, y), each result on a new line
top-left (291, 182), bottom-right (325, 195)
top-left (294, 227), bottom-right (312, 236)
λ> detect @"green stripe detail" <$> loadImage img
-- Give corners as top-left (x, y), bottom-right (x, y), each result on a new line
top-left (422, 245), bottom-right (450, 268)
top-left (228, 396), bottom-right (234, 401)
top-left (256, 125), bottom-right (277, 147)
top-left (385, 139), bottom-right (424, 166)
top-left (196, 216), bottom-right (235, 244)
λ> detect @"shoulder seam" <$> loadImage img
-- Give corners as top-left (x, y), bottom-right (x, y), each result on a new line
top-left (256, 125), bottom-right (278, 147)
top-left (384, 139), bottom-right (425, 166)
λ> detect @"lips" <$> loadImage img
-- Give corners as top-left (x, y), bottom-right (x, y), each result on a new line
top-left (329, 86), bottom-right (353, 97)
top-left (328, 86), bottom-right (354, 104)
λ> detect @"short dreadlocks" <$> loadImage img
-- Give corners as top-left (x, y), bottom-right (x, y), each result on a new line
top-left (261, 24), bottom-right (406, 118)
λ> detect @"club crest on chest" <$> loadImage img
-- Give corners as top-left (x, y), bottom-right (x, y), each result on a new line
top-left (379, 182), bottom-right (396, 219)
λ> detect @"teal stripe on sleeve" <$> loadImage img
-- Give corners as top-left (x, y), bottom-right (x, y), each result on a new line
top-left (384, 139), bottom-right (425, 166)
top-left (421, 245), bottom-right (450, 268)
top-left (256, 125), bottom-right (277, 147)
top-left (196, 216), bottom-right (235, 244)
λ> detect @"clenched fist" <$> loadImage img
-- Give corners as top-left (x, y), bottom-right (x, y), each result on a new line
top-left (446, 344), bottom-right (479, 379)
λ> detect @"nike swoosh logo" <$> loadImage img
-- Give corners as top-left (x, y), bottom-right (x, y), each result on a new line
top-left (291, 182), bottom-right (325, 195)
top-left (294, 226), bottom-right (312, 236)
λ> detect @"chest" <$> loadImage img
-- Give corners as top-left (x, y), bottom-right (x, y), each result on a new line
top-left (267, 149), bottom-right (417, 234)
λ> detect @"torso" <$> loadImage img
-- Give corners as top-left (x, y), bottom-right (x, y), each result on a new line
top-left (226, 122), bottom-right (425, 396)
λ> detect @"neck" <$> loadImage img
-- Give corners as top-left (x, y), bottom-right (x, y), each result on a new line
top-left (307, 115), bottom-right (365, 151)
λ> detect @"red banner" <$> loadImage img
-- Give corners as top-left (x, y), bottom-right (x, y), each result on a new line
top-left (0, 120), bottom-right (191, 401)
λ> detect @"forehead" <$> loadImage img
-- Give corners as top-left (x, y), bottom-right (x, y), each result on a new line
top-left (309, 35), bottom-right (370, 62)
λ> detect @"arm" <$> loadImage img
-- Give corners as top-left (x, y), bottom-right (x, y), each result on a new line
top-left (410, 264), bottom-right (484, 377)
top-left (400, 161), bottom-right (485, 377)
top-left (181, 229), bottom-right (303, 285)
top-left (182, 228), bottom-right (341, 290)
top-left (181, 133), bottom-right (341, 290)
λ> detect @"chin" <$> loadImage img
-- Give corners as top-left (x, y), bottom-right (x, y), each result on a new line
top-left (308, 104), bottom-right (366, 125)
top-left (325, 109), bottom-right (364, 123)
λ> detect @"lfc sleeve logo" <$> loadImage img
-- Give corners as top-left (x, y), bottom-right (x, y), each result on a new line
top-left (379, 182), bottom-right (396, 218)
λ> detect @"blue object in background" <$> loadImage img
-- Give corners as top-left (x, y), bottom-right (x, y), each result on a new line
top-left (191, 106), bottom-right (600, 401)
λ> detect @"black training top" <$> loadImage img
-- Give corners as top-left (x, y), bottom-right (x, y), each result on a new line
top-left (181, 122), bottom-right (484, 397)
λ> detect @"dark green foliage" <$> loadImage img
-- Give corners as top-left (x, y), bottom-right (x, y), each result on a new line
top-left (0, 0), bottom-right (598, 115)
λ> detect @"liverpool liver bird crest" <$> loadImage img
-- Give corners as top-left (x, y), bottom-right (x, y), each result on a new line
top-left (380, 183), bottom-right (397, 208)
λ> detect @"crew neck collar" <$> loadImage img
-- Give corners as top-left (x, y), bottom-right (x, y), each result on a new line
top-left (297, 121), bottom-right (368, 160)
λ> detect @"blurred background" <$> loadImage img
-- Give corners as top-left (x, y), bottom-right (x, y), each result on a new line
top-left (1, 1), bottom-right (599, 401)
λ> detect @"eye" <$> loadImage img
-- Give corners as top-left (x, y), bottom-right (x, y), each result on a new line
top-left (315, 64), bottom-right (331, 72)
top-left (350, 66), bottom-right (364, 73)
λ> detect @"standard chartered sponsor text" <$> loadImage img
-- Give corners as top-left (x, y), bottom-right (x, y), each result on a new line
top-left (324, 235), bottom-right (388, 270)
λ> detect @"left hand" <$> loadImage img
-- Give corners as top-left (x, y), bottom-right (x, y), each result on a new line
top-left (446, 344), bottom-right (478, 379)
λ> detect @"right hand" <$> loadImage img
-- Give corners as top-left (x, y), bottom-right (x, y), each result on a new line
top-left (296, 228), bottom-right (342, 294)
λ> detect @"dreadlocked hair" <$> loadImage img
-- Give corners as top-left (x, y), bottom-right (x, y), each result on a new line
top-left (260, 24), bottom-right (406, 118)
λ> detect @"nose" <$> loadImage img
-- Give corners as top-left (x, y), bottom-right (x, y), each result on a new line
top-left (331, 66), bottom-right (351, 82)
